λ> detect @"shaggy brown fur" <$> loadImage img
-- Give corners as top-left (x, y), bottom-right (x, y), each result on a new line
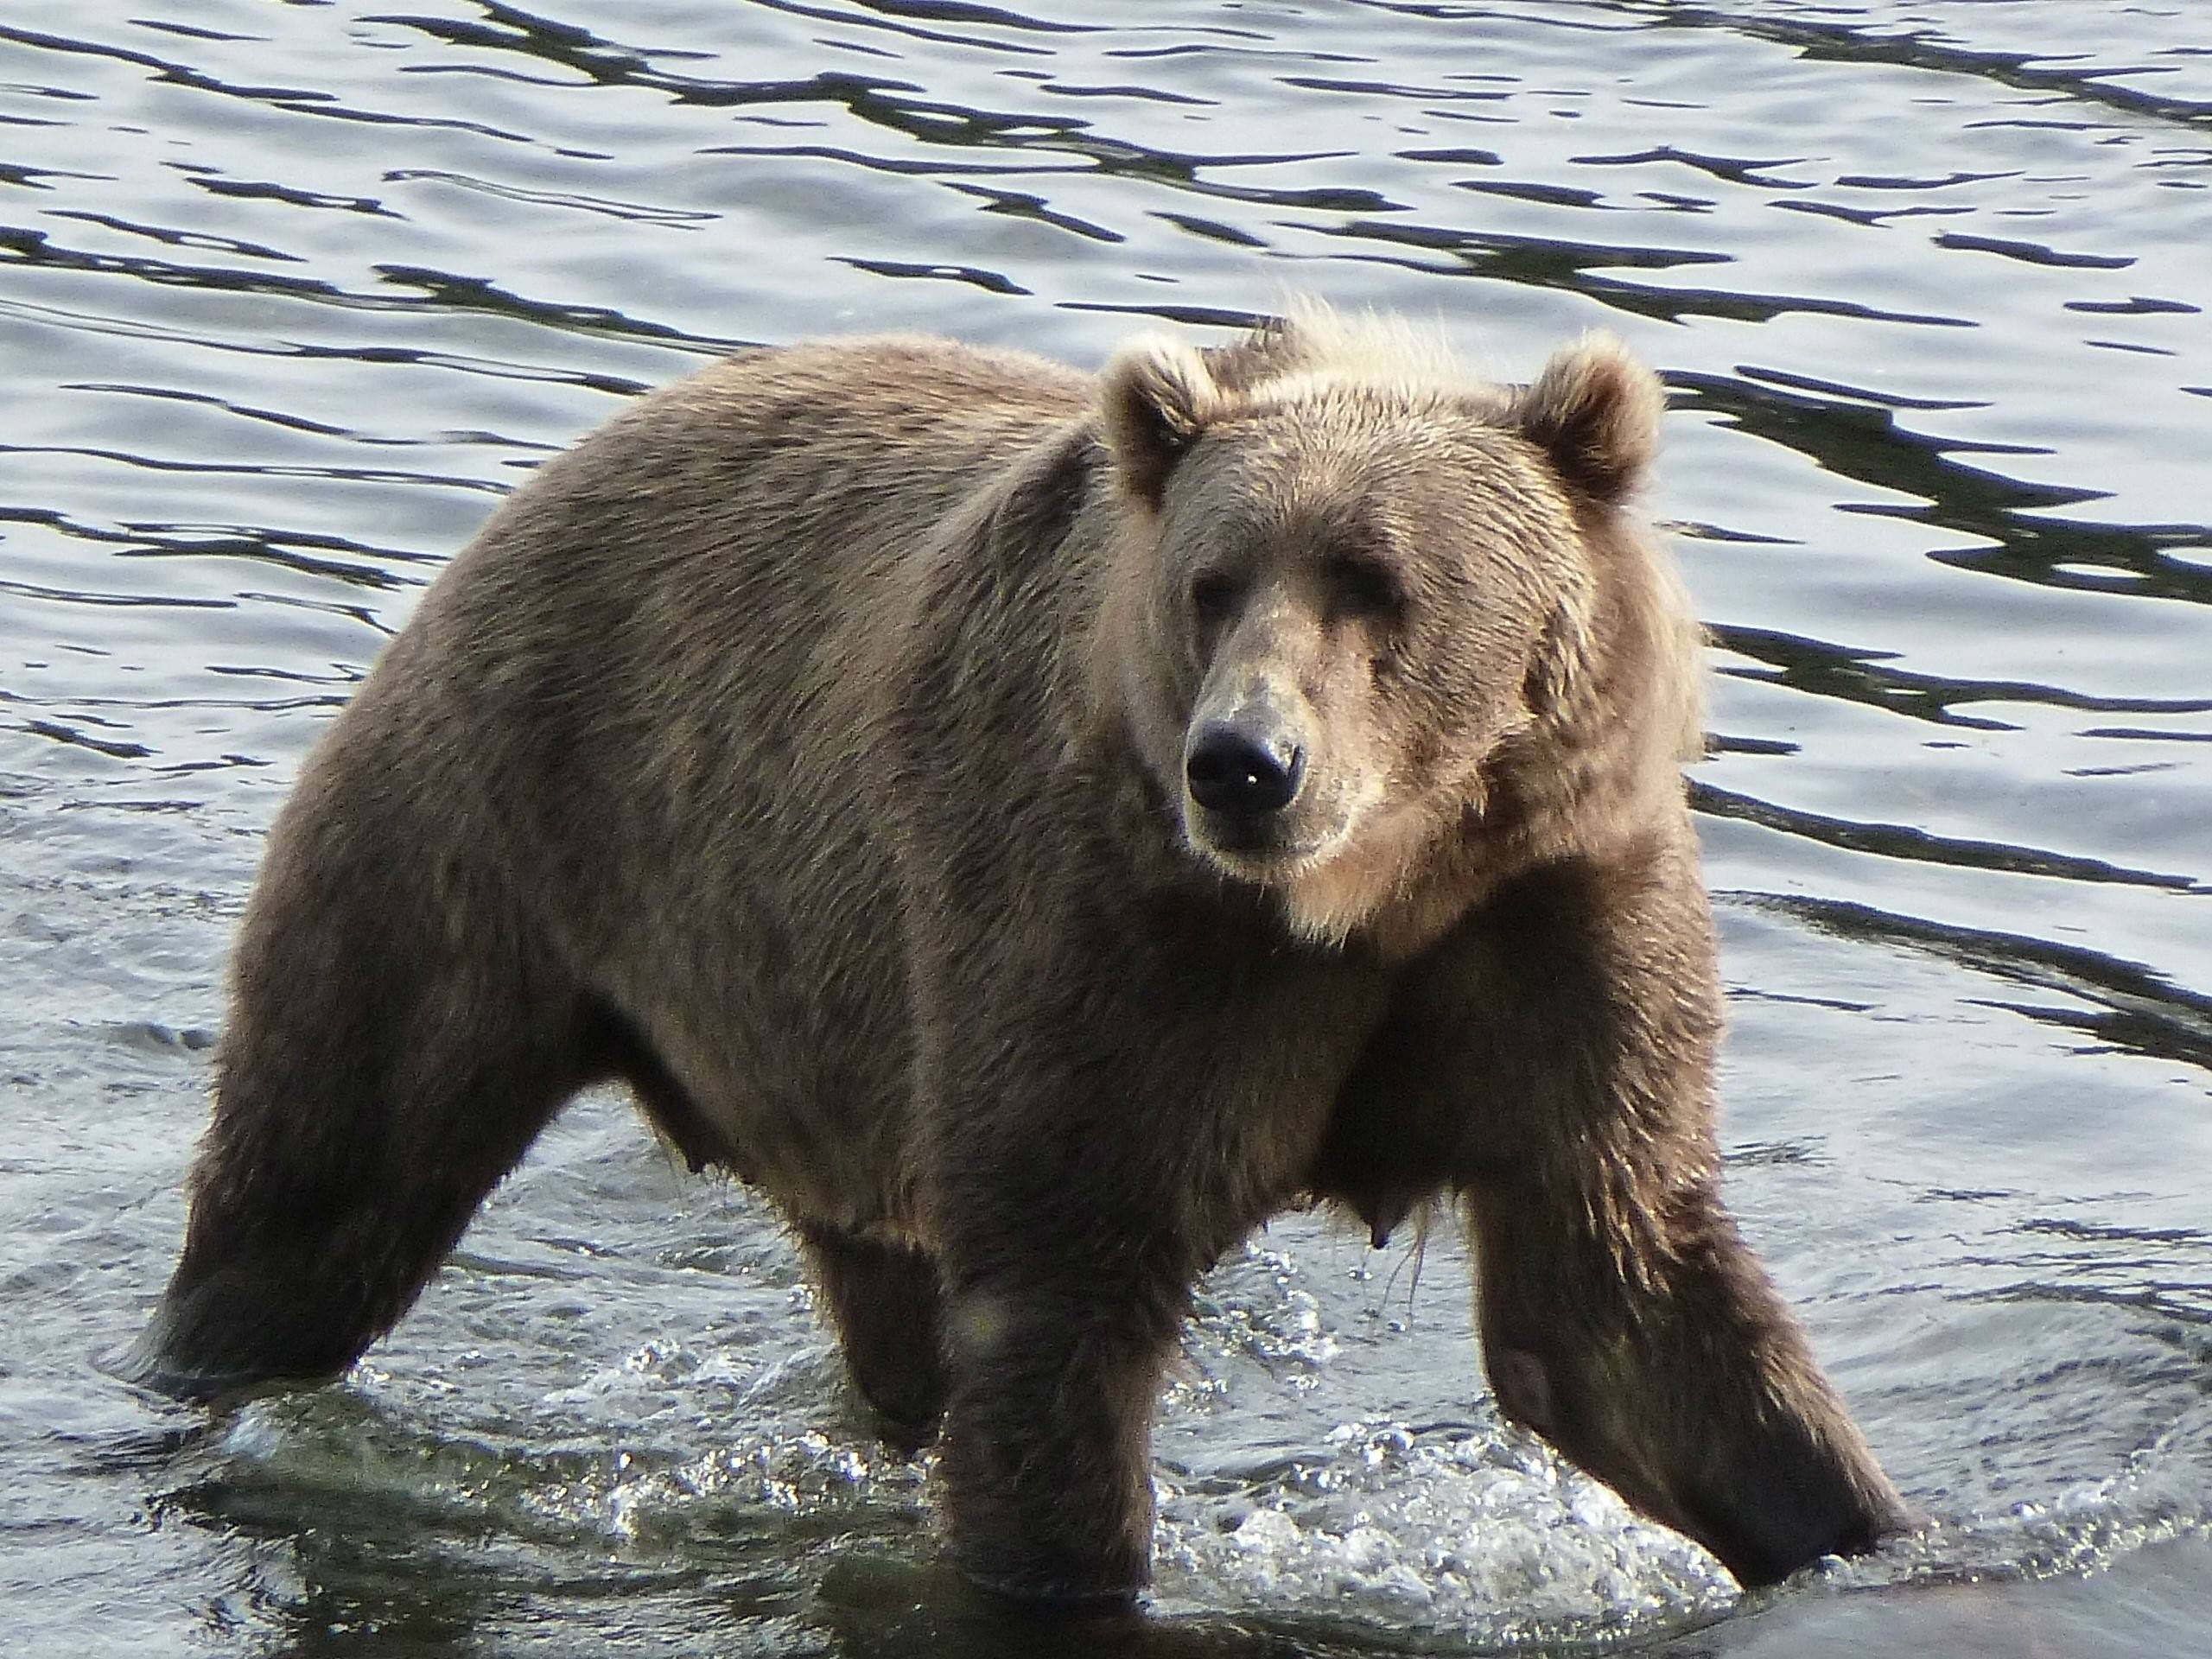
top-left (131, 308), bottom-right (1911, 1603)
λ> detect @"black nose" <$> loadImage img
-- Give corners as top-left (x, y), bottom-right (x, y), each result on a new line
top-left (1185, 723), bottom-right (1304, 816)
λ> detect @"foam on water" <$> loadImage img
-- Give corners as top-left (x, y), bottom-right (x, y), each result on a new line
top-left (1154, 1421), bottom-right (1738, 1645)
top-left (124, 1190), bottom-right (2209, 1653)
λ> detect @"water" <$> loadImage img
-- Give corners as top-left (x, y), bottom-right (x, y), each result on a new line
top-left (3, 2), bottom-right (2209, 1652)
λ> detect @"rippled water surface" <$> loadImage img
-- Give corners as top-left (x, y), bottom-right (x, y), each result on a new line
top-left (3, 3), bottom-right (2209, 1654)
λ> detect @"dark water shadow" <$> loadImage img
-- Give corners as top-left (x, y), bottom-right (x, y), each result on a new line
top-left (1694, 783), bottom-right (2205, 893)
top-left (1655, 1535), bottom-right (2212, 1659)
top-left (148, 1437), bottom-right (749, 1658)
top-left (1672, 372), bottom-right (2211, 602)
top-left (1735, 891), bottom-right (2212, 1072)
top-left (1637, 5), bottom-right (2212, 128)
top-left (1707, 621), bottom-right (2212, 731)
top-left (818, 1557), bottom-right (1340, 1658)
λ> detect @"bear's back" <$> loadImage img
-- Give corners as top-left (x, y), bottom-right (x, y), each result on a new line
top-left (305, 338), bottom-right (1100, 1213)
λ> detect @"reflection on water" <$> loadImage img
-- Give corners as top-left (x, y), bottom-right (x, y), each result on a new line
top-left (2, 2), bottom-right (2208, 1654)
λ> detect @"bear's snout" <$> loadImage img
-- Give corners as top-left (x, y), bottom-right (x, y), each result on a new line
top-left (1185, 718), bottom-right (1304, 819)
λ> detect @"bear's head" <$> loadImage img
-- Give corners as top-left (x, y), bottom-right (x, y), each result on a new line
top-left (1096, 308), bottom-right (1696, 948)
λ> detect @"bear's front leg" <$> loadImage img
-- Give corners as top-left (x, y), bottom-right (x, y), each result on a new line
top-left (906, 917), bottom-right (1380, 1606)
top-left (1338, 823), bottom-right (1913, 1586)
top-left (917, 1032), bottom-right (1225, 1605)
top-left (1470, 833), bottom-right (1913, 1585)
top-left (934, 1260), bottom-right (1185, 1605)
top-left (1463, 1163), bottom-right (1909, 1587)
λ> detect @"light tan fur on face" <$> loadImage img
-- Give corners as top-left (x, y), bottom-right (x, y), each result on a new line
top-left (1098, 304), bottom-right (1694, 957)
top-left (1272, 791), bottom-right (1435, 946)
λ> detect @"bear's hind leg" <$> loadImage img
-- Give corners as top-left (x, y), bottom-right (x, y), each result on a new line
top-left (131, 895), bottom-right (594, 1402)
top-left (799, 1223), bottom-right (948, 1452)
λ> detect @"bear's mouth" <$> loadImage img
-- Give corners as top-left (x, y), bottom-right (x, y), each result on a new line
top-left (1182, 804), bottom-right (1341, 880)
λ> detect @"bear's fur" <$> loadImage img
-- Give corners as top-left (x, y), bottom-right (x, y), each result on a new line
top-left (131, 308), bottom-right (1910, 1602)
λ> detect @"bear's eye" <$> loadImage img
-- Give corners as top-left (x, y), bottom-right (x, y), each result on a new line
top-left (1324, 553), bottom-right (1401, 619)
top-left (1189, 571), bottom-right (1241, 622)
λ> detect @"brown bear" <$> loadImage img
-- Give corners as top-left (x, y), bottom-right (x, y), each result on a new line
top-left (130, 306), bottom-right (1912, 1605)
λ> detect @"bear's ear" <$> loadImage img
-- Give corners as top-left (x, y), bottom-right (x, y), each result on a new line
top-left (1506, 335), bottom-right (1663, 505)
top-left (1098, 335), bottom-right (1225, 507)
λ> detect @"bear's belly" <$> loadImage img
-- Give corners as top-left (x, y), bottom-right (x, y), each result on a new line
top-left (577, 842), bottom-right (922, 1235)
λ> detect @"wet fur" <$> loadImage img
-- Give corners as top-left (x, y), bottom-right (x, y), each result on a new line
top-left (133, 312), bottom-right (1910, 1602)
